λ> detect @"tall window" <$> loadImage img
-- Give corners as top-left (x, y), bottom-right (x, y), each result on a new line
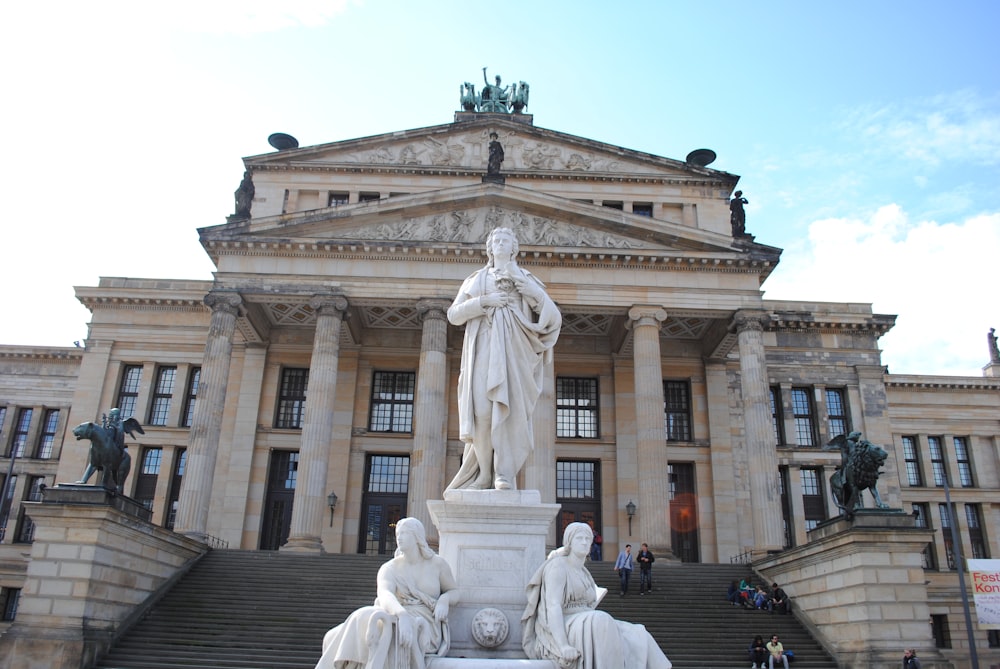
top-left (116, 365), bottom-right (143, 419)
top-left (901, 436), bottom-right (923, 486)
top-left (556, 378), bottom-right (599, 438)
top-left (275, 368), bottom-right (309, 429)
top-left (148, 367), bottom-right (176, 426)
top-left (791, 388), bottom-right (816, 446)
top-left (556, 461), bottom-right (598, 499)
top-left (939, 503), bottom-right (956, 569)
top-left (0, 588), bottom-right (20, 621)
top-left (35, 409), bottom-right (59, 459)
top-left (801, 468), bottom-right (826, 531)
top-left (368, 372), bottom-right (416, 433)
top-left (931, 614), bottom-right (951, 648)
top-left (769, 387), bottom-right (785, 445)
top-left (166, 449), bottom-right (186, 530)
top-left (10, 409), bottom-right (32, 458)
top-left (0, 474), bottom-right (16, 532)
top-left (953, 437), bottom-right (974, 487)
top-left (928, 437), bottom-right (948, 486)
top-left (825, 388), bottom-right (849, 438)
top-left (966, 504), bottom-right (989, 558)
top-left (182, 367), bottom-right (200, 427)
top-left (15, 476), bottom-right (46, 543)
top-left (663, 380), bottom-right (691, 441)
top-left (134, 447), bottom-right (162, 511)
top-left (911, 502), bottom-right (935, 569)
top-left (0, 407), bottom-right (7, 434)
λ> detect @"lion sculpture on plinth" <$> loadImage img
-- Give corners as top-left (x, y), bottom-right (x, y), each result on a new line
top-left (825, 431), bottom-right (889, 519)
top-left (72, 410), bottom-right (144, 494)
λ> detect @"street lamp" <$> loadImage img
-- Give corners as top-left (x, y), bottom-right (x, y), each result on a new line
top-left (327, 491), bottom-right (339, 527)
top-left (625, 499), bottom-right (636, 536)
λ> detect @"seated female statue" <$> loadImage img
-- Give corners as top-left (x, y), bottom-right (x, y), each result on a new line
top-left (521, 522), bottom-right (671, 669)
top-left (316, 518), bottom-right (459, 669)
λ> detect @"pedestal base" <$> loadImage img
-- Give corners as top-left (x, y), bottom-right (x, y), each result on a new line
top-left (428, 490), bottom-right (559, 659)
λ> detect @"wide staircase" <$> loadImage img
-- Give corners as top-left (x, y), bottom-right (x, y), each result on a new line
top-left (93, 550), bottom-right (837, 669)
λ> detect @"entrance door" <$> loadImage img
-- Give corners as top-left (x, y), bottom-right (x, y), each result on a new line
top-left (260, 450), bottom-right (298, 550)
top-left (669, 463), bottom-right (699, 562)
top-left (556, 460), bottom-right (601, 554)
top-left (358, 455), bottom-right (409, 555)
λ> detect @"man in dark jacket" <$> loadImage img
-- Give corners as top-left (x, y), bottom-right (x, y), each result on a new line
top-left (637, 543), bottom-right (655, 594)
top-left (769, 582), bottom-right (789, 614)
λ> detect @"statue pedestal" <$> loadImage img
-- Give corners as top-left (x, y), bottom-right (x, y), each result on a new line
top-left (757, 510), bottom-right (953, 669)
top-left (428, 490), bottom-right (559, 659)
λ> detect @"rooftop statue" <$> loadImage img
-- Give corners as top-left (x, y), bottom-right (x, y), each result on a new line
top-left (72, 408), bottom-right (144, 494)
top-left (988, 327), bottom-right (1000, 364)
top-left (487, 132), bottom-right (504, 176)
top-left (480, 68), bottom-right (510, 113)
top-left (729, 190), bottom-right (748, 237)
top-left (458, 70), bottom-right (528, 114)
top-left (446, 227), bottom-right (561, 491)
top-left (233, 170), bottom-right (254, 219)
top-left (824, 431), bottom-right (889, 519)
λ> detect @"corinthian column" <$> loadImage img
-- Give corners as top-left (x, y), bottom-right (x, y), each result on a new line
top-left (734, 310), bottom-right (784, 551)
top-left (628, 305), bottom-right (671, 552)
top-left (283, 296), bottom-right (348, 553)
top-left (408, 299), bottom-right (451, 540)
top-left (175, 291), bottom-right (242, 541)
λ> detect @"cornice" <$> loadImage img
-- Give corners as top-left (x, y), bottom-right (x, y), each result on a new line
top-left (768, 315), bottom-right (895, 337)
top-left (885, 375), bottom-right (1000, 390)
top-left (77, 296), bottom-right (206, 312)
top-left (0, 347), bottom-right (84, 361)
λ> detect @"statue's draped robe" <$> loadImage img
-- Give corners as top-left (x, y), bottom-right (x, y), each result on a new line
top-left (446, 264), bottom-right (561, 489)
top-left (316, 567), bottom-right (442, 669)
top-left (522, 555), bottom-right (671, 669)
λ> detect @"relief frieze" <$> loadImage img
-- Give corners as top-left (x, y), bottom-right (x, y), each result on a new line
top-left (334, 206), bottom-right (644, 248)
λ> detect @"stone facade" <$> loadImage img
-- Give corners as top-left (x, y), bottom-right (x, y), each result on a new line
top-left (0, 112), bottom-right (997, 667)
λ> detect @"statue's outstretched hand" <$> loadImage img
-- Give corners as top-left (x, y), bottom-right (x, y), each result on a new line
top-left (396, 612), bottom-right (415, 647)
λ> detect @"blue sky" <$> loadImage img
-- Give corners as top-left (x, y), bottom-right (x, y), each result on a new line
top-left (2, 1), bottom-right (998, 376)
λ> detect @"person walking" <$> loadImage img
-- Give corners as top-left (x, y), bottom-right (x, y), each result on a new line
top-left (613, 544), bottom-right (633, 596)
top-left (637, 542), bottom-right (655, 594)
top-left (902, 648), bottom-right (922, 669)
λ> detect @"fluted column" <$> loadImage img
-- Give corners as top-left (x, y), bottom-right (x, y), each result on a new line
top-left (283, 296), bottom-right (348, 553)
top-left (628, 305), bottom-right (670, 552)
top-left (735, 310), bottom-right (784, 551)
top-left (408, 299), bottom-right (451, 540)
top-left (175, 291), bottom-right (241, 541)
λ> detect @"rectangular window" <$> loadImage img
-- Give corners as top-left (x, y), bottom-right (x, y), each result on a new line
top-left (134, 447), bottom-right (162, 511)
top-left (556, 461), bottom-right (597, 499)
top-left (825, 388), bottom-right (849, 438)
top-left (328, 192), bottom-right (349, 207)
top-left (556, 378), bottom-right (599, 439)
top-left (10, 409), bottom-right (32, 458)
top-left (35, 409), bottom-right (60, 460)
top-left (1, 587), bottom-right (20, 621)
top-left (902, 436), bottom-right (923, 486)
top-left (0, 407), bottom-right (6, 434)
top-left (663, 380), bottom-right (691, 442)
top-left (14, 476), bottom-right (46, 543)
top-left (0, 474), bottom-right (16, 530)
top-left (359, 192), bottom-right (380, 202)
top-left (366, 455), bottom-right (409, 494)
top-left (275, 368), bottom-right (309, 429)
top-left (632, 203), bottom-right (653, 217)
top-left (769, 387), bottom-right (785, 445)
top-left (928, 437), bottom-right (948, 486)
top-left (368, 372), bottom-right (416, 433)
top-left (148, 366), bottom-right (176, 426)
top-left (989, 630), bottom-right (1000, 648)
top-left (939, 503), bottom-right (956, 569)
top-left (166, 449), bottom-right (186, 530)
top-left (182, 367), bottom-right (200, 428)
top-left (953, 437), bottom-right (974, 487)
top-left (931, 614), bottom-right (951, 648)
top-left (966, 504), bottom-right (989, 559)
top-left (116, 365), bottom-right (143, 419)
top-left (911, 502), bottom-right (936, 569)
top-left (801, 468), bottom-right (826, 531)
top-left (791, 388), bottom-right (816, 446)
top-left (601, 201), bottom-right (623, 210)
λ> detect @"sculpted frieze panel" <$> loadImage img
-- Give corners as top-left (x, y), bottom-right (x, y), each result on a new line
top-left (335, 207), bottom-right (645, 248)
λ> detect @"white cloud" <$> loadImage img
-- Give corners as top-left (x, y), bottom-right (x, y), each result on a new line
top-left (765, 206), bottom-right (1000, 376)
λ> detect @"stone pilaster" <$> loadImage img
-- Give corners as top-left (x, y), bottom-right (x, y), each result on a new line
top-left (174, 291), bottom-right (241, 541)
top-left (734, 310), bottom-right (784, 551)
top-left (628, 305), bottom-right (670, 551)
top-left (284, 296), bottom-right (348, 553)
top-left (525, 355), bottom-right (555, 502)
top-left (408, 299), bottom-right (451, 540)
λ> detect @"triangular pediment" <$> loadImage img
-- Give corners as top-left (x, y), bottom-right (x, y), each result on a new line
top-left (245, 117), bottom-right (734, 182)
top-left (203, 182), bottom-right (741, 255)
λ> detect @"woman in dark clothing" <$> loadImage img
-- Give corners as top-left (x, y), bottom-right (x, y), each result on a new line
top-left (749, 635), bottom-right (768, 668)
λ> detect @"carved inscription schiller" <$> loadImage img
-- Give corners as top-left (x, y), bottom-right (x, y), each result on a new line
top-left (459, 549), bottom-right (522, 588)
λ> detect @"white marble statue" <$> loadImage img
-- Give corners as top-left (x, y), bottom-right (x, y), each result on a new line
top-left (521, 522), bottom-right (672, 669)
top-left (446, 226), bottom-right (562, 491)
top-left (315, 518), bottom-right (460, 669)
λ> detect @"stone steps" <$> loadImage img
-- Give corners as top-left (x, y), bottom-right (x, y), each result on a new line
top-left (93, 550), bottom-right (837, 669)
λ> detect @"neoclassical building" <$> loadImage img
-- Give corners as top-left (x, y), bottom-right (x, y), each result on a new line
top-left (0, 101), bottom-right (998, 662)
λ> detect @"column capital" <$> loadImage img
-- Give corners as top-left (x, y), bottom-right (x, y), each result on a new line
top-left (204, 291), bottom-right (243, 316)
top-left (416, 298), bottom-right (452, 322)
top-left (627, 305), bottom-right (667, 327)
top-left (732, 310), bottom-right (769, 333)
top-left (309, 295), bottom-right (349, 317)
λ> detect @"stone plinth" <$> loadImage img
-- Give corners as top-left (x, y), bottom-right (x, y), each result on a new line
top-left (0, 486), bottom-right (206, 669)
top-left (757, 511), bottom-right (953, 669)
top-left (428, 490), bottom-right (559, 659)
